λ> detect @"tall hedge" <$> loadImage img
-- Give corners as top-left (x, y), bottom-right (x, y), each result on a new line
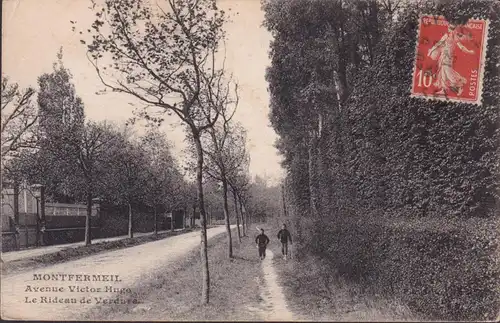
top-left (341, 1), bottom-right (500, 220)
top-left (265, 0), bottom-right (500, 320)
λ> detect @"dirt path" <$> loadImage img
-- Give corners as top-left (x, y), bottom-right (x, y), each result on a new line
top-left (1, 229), bottom-right (181, 263)
top-left (260, 249), bottom-right (294, 321)
top-left (1, 226), bottom-right (232, 320)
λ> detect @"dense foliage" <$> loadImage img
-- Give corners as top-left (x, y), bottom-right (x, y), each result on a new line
top-left (264, 0), bottom-right (499, 320)
top-left (2, 53), bottom-right (196, 237)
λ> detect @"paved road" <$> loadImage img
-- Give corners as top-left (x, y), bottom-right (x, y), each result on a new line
top-left (1, 229), bottom-right (182, 263)
top-left (1, 226), bottom-right (233, 320)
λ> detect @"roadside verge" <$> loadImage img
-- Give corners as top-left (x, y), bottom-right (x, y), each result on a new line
top-left (1, 228), bottom-right (200, 275)
top-left (266, 221), bottom-right (420, 322)
top-left (82, 229), bottom-right (267, 321)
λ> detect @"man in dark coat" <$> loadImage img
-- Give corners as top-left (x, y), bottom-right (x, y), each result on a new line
top-left (255, 228), bottom-right (270, 260)
top-left (277, 224), bottom-right (292, 260)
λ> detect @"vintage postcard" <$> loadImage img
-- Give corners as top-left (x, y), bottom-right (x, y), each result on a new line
top-left (2, 0), bottom-right (499, 322)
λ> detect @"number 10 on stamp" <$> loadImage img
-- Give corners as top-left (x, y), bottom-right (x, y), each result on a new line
top-left (411, 15), bottom-right (489, 106)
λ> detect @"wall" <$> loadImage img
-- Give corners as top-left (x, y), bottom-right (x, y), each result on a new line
top-left (1, 187), bottom-right (99, 251)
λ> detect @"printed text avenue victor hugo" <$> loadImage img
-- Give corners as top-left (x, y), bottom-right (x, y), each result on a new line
top-left (24, 273), bottom-right (140, 305)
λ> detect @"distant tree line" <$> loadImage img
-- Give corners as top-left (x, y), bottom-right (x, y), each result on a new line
top-left (2, 51), bottom-right (195, 242)
top-left (264, 0), bottom-right (499, 320)
top-left (1, 49), bottom-right (271, 245)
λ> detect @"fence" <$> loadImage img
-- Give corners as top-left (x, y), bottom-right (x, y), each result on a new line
top-left (1, 187), bottom-right (100, 251)
top-left (1, 185), bottom-right (230, 252)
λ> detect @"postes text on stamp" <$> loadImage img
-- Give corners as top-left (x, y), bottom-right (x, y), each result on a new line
top-left (411, 15), bottom-right (489, 105)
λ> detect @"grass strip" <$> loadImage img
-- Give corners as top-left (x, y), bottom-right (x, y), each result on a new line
top-left (266, 223), bottom-right (420, 322)
top-left (1, 228), bottom-right (202, 275)
top-left (82, 229), bottom-right (267, 321)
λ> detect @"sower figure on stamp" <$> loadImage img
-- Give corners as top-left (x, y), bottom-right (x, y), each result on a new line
top-left (277, 223), bottom-right (292, 260)
top-left (427, 24), bottom-right (475, 96)
top-left (255, 228), bottom-right (270, 260)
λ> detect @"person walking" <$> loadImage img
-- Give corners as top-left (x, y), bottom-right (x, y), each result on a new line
top-left (255, 228), bottom-right (270, 260)
top-left (277, 224), bottom-right (292, 260)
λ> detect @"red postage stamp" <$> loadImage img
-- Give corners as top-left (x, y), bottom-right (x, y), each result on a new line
top-left (411, 15), bottom-right (489, 105)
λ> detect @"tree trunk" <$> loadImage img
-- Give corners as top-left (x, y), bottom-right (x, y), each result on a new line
top-left (13, 182), bottom-right (20, 250)
top-left (85, 190), bottom-right (92, 246)
top-left (35, 199), bottom-right (40, 247)
top-left (308, 135), bottom-right (320, 218)
top-left (232, 190), bottom-right (242, 242)
top-left (183, 206), bottom-right (186, 229)
top-left (294, 211), bottom-right (303, 259)
top-left (171, 207), bottom-right (175, 232)
top-left (238, 194), bottom-right (246, 236)
top-left (281, 183), bottom-right (288, 218)
top-left (192, 204), bottom-right (196, 228)
top-left (154, 206), bottom-right (158, 236)
top-left (241, 200), bottom-right (248, 228)
top-left (40, 185), bottom-right (46, 246)
top-left (308, 133), bottom-right (324, 254)
top-left (221, 177), bottom-right (233, 257)
top-left (128, 201), bottom-right (133, 238)
top-left (209, 207), bottom-right (212, 226)
top-left (193, 132), bottom-right (210, 305)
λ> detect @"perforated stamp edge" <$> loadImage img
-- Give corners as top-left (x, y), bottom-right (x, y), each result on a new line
top-left (409, 14), bottom-right (490, 106)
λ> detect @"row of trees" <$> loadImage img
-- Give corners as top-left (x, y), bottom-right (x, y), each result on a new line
top-left (2, 52), bottom-right (191, 239)
top-left (76, 0), bottom-right (273, 305)
top-left (263, 0), bottom-right (499, 320)
top-left (2, 0), bottom-right (284, 307)
top-left (79, 0), bottom-right (236, 303)
top-left (2, 47), bottom-right (258, 242)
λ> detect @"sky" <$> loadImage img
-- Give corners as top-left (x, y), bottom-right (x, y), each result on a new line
top-left (2, 0), bottom-right (284, 184)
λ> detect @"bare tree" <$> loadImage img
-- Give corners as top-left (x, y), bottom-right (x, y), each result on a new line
top-left (77, 122), bottom-right (119, 245)
top-left (1, 77), bottom-right (37, 160)
top-left (201, 81), bottom-right (239, 256)
top-left (81, 0), bottom-right (228, 304)
top-left (141, 128), bottom-right (185, 234)
top-left (223, 125), bottom-right (250, 241)
top-left (229, 171), bottom-right (251, 237)
top-left (109, 128), bottom-right (149, 239)
top-left (45, 120), bottom-right (119, 245)
top-left (236, 181), bottom-right (251, 232)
